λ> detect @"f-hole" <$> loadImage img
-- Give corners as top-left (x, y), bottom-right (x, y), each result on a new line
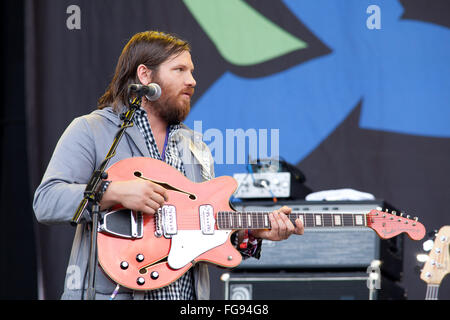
top-left (134, 171), bottom-right (197, 200)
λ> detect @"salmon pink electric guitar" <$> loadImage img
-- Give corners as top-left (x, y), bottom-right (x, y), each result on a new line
top-left (97, 157), bottom-right (426, 291)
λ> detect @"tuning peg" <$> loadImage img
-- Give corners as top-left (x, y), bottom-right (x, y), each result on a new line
top-left (384, 208), bottom-right (389, 213)
top-left (392, 210), bottom-right (397, 215)
top-left (406, 215), bottom-right (411, 219)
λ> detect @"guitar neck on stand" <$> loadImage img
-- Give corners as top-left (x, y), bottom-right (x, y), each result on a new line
top-left (420, 226), bottom-right (450, 300)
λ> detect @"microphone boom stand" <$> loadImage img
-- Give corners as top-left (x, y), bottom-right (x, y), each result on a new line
top-left (71, 94), bottom-right (143, 300)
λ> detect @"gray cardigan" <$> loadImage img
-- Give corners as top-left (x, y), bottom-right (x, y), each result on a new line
top-left (33, 106), bottom-right (214, 300)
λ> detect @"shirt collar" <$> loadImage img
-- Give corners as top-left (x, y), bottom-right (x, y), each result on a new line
top-left (135, 107), bottom-right (182, 137)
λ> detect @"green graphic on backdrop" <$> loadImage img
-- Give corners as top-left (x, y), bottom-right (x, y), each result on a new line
top-left (183, 0), bottom-right (307, 66)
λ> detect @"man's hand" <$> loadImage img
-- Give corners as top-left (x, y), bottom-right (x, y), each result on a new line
top-left (100, 179), bottom-right (168, 214)
top-left (250, 206), bottom-right (304, 241)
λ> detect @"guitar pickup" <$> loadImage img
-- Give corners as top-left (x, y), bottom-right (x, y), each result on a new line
top-left (162, 205), bottom-right (178, 238)
top-left (199, 205), bottom-right (215, 235)
top-left (99, 209), bottom-right (143, 239)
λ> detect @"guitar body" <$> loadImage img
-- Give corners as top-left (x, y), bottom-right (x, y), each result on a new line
top-left (97, 157), bottom-right (242, 291)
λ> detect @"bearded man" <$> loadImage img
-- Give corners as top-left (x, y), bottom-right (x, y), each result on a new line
top-left (33, 31), bottom-right (303, 300)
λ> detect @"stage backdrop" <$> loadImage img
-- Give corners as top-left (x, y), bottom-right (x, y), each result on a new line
top-left (25, 0), bottom-right (450, 299)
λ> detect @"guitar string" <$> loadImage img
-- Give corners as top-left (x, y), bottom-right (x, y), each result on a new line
top-left (426, 284), bottom-right (439, 300)
top-left (181, 212), bottom-right (394, 229)
top-left (171, 212), bottom-right (366, 229)
top-left (158, 211), bottom-right (419, 231)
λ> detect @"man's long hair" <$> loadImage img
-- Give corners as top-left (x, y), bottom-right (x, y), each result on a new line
top-left (97, 31), bottom-right (190, 112)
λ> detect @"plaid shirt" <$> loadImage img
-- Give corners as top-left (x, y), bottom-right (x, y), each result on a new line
top-left (132, 108), bottom-right (261, 299)
top-left (134, 108), bottom-right (195, 300)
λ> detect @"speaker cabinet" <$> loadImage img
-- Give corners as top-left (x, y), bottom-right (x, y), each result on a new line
top-left (221, 271), bottom-right (406, 300)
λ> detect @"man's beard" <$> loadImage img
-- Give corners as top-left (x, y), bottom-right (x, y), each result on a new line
top-left (148, 76), bottom-right (193, 125)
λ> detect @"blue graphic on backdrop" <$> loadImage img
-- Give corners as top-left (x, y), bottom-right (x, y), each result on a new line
top-left (185, 0), bottom-right (450, 177)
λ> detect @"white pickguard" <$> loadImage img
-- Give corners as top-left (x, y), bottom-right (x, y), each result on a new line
top-left (167, 230), bottom-right (231, 269)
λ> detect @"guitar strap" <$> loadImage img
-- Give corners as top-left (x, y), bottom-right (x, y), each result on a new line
top-left (189, 136), bottom-right (212, 181)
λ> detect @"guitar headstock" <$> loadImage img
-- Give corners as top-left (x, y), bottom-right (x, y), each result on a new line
top-left (367, 209), bottom-right (426, 240)
top-left (420, 226), bottom-right (450, 285)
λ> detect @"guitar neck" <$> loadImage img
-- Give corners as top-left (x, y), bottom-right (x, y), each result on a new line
top-left (217, 211), bottom-right (367, 230)
top-left (425, 284), bottom-right (439, 300)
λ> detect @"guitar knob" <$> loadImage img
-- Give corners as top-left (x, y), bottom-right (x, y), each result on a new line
top-left (136, 254), bottom-right (145, 262)
top-left (137, 277), bottom-right (145, 285)
top-left (120, 261), bottom-right (129, 270)
top-left (150, 271), bottom-right (159, 280)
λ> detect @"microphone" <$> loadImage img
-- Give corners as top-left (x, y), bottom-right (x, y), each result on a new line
top-left (128, 83), bottom-right (162, 101)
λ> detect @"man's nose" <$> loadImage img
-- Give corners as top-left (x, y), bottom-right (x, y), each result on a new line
top-left (186, 72), bottom-right (196, 87)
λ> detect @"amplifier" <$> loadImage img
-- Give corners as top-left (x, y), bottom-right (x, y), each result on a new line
top-left (232, 172), bottom-right (292, 198)
top-left (231, 200), bottom-right (404, 281)
top-left (221, 271), bottom-right (406, 300)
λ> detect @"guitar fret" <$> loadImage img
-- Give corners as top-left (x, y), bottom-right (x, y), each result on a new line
top-left (342, 213), bottom-right (354, 227)
top-left (304, 214), bottom-right (314, 228)
top-left (323, 214), bottom-right (333, 227)
top-left (252, 212), bottom-right (258, 229)
top-left (258, 212), bottom-right (263, 229)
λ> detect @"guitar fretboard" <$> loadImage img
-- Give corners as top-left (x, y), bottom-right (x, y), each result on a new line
top-left (217, 211), bottom-right (367, 230)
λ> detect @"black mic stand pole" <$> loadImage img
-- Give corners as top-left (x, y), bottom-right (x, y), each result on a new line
top-left (71, 91), bottom-right (144, 300)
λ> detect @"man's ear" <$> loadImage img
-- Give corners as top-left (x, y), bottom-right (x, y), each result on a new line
top-left (136, 64), bottom-right (152, 85)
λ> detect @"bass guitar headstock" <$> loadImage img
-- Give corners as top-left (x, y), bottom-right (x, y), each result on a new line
top-left (420, 226), bottom-right (450, 285)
